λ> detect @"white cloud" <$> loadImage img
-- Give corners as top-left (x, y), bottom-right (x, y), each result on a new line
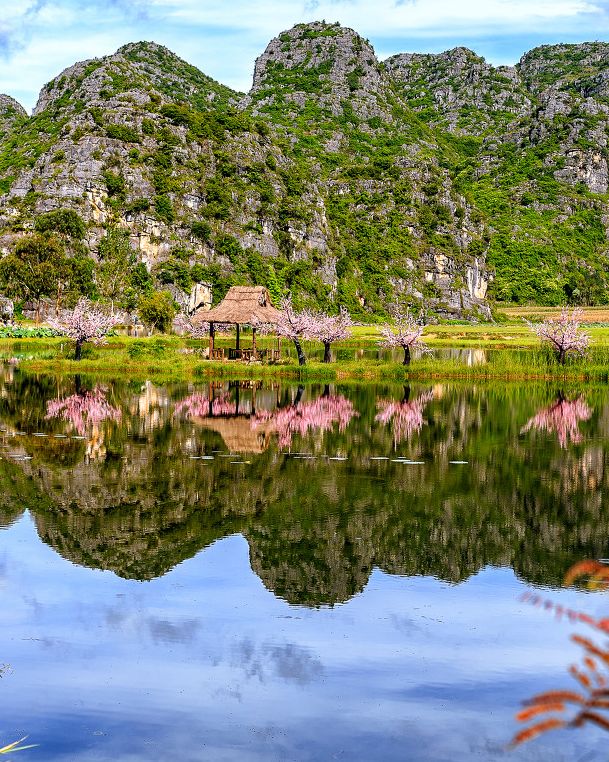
top-left (0, 0), bottom-right (607, 111)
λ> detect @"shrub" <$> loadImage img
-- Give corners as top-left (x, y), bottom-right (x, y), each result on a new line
top-left (138, 291), bottom-right (176, 333)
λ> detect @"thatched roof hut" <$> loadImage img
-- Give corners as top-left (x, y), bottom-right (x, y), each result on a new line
top-left (192, 286), bottom-right (281, 325)
top-left (194, 416), bottom-right (272, 453)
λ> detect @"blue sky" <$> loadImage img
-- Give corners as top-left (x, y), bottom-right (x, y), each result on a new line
top-left (1, 0), bottom-right (608, 112)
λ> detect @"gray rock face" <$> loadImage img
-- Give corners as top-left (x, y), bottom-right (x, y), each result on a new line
top-left (385, 47), bottom-right (531, 135)
top-left (247, 22), bottom-right (393, 122)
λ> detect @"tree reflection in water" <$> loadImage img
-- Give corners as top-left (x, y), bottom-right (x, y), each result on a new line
top-left (2, 376), bottom-right (609, 606)
top-left (375, 387), bottom-right (434, 446)
top-left (45, 383), bottom-right (121, 437)
top-left (521, 393), bottom-right (591, 448)
top-left (174, 392), bottom-right (237, 419)
top-left (253, 387), bottom-right (358, 449)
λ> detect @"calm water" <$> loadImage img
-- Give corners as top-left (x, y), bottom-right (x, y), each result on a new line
top-left (0, 367), bottom-right (608, 760)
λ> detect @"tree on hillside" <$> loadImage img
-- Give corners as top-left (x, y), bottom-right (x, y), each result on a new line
top-left (34, 208), bottom-right (87, 240)
top-left (97, 227), bottom-right (137, 313)
top-left (47, 298), bottom-right (121, 360)
top-left (378, 307), bottom-right (429, 365)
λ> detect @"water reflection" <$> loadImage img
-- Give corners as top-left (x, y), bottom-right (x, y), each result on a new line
top-left (0, 370), bottom-right (606, 605)
top-left (521, 393), bottom-right (592, 448)
top-left (253, 385), bottom-right (358, 450)
top-left (375, 387), bottom-right (434, 447)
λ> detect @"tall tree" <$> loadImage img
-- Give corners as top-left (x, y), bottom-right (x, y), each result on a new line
top-left (274, 297), bottom-right (316, 366)
top-left (0, 233), bottom-right (67, 321)
top-left (96, 227), bottom-right (137, 313)
top-left (311, 308), bottom-right (353, 363)
top-left (528, 308), bottom-right (590, 364)
top-left (378, 307), bottom-right (429, 365)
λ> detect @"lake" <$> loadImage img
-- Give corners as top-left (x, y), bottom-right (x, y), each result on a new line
top-left (0, 367), bottom-right (607, 760)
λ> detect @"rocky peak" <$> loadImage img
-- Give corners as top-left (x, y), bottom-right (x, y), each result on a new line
top-left (0, 95), bottom-right (27, 139)
top-left (518, 42), bottom-right (609, 101)
top-left (247, 21), bottom-right (392, 122)
top-left (33, 41), bottom-right (238, 120)
top-left (385, 47), bottom-right (530, 135)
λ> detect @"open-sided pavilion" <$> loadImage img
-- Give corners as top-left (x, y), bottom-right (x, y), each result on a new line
top-left (192, 286), bottom-right (282, 361)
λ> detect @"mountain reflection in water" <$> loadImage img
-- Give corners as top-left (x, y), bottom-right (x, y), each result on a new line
top-left (0, 368), bottom-right (608, 607)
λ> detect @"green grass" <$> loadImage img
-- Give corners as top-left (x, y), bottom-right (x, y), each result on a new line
top-left (7, 326), bottom-right (609, 384)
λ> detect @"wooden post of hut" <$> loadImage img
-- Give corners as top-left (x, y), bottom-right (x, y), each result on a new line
top-left (209, 322), bottom-right (215, 359)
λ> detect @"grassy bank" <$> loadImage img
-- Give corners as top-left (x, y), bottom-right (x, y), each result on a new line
top-left (6, 331), bottom-right (609, 384)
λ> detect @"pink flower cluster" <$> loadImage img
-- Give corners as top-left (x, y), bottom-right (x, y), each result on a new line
top-left (253, 394), bottom-right (358, 449)
top-left (521, 395), bottom-right (592, 448)
top-left (378, 307), bottom-right (428, 353)
top-left (174, 393), bottom-right (237, 419)
top-left (47, 298), bottom-right (121, 345)
top-left (529, 308), bottom-right (590, 362)
top-left (375, 389), bottom-right (434, 446)
top-left (45, 386), bottom-right (122, 436)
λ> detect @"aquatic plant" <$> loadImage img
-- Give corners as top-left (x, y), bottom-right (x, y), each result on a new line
top-left (528, 308), bottom-right (590, 365)
top-left (512, 560), bottom-right (609, 748)
top-left (46, 298), bottom-right (121, 359)
top-left (0, 737), bottom-right (37, 754)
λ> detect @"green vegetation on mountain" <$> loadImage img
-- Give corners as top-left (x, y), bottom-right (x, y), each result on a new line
top-left (0, 23), bottom-right (607, 317)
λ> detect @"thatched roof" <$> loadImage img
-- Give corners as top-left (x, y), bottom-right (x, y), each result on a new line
top-left (192, 286), bottom-right (281, 325)
top-left (194, 416), bottom-right (272, 453)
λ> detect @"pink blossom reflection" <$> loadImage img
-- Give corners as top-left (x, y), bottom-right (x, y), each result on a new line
top-left (375, 389), bottom-right (434, 446)
top-left (174, 393), bottom-right (237, 419)
top-left (521, 394), bottom-right (592, 448)
top-left (46, 386), bottom-right (122, 436)
top-left (253, 393), bottom-right (358, 449)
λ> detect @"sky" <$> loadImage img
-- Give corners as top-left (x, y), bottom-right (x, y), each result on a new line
top-left (1, 0), bottom-right (608, 112)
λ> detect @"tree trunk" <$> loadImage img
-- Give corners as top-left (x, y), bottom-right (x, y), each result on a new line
top-left (323, 341), bottom-right (331, 363)
top-left (403, 345), bottom-right (411, 366)
top-left (75, 339), bottom-right (83, 361)
top-left (558, 348), bottom-right (566, 365)
top-left (402, 386), bottom-right (411, 404)
top-left (293, 339), bottom-right (306, 366)
top-left (294, 385), bottom-right (305, 405)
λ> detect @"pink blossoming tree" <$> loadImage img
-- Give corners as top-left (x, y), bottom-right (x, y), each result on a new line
top-left (311, 308), bottom-right (353, 363)
top-left (378, 307), bottom-right (429, 365)
top-left (174, 313), bottom-right (209, 339)
top-left (47, 298), bottom-right (121, 360)
top-left (521, 394), bottom-right (592, 448)
top-left (528, 308), bottom-right (590, 365)
top-left (275, 297), bottom-right (317, 366)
